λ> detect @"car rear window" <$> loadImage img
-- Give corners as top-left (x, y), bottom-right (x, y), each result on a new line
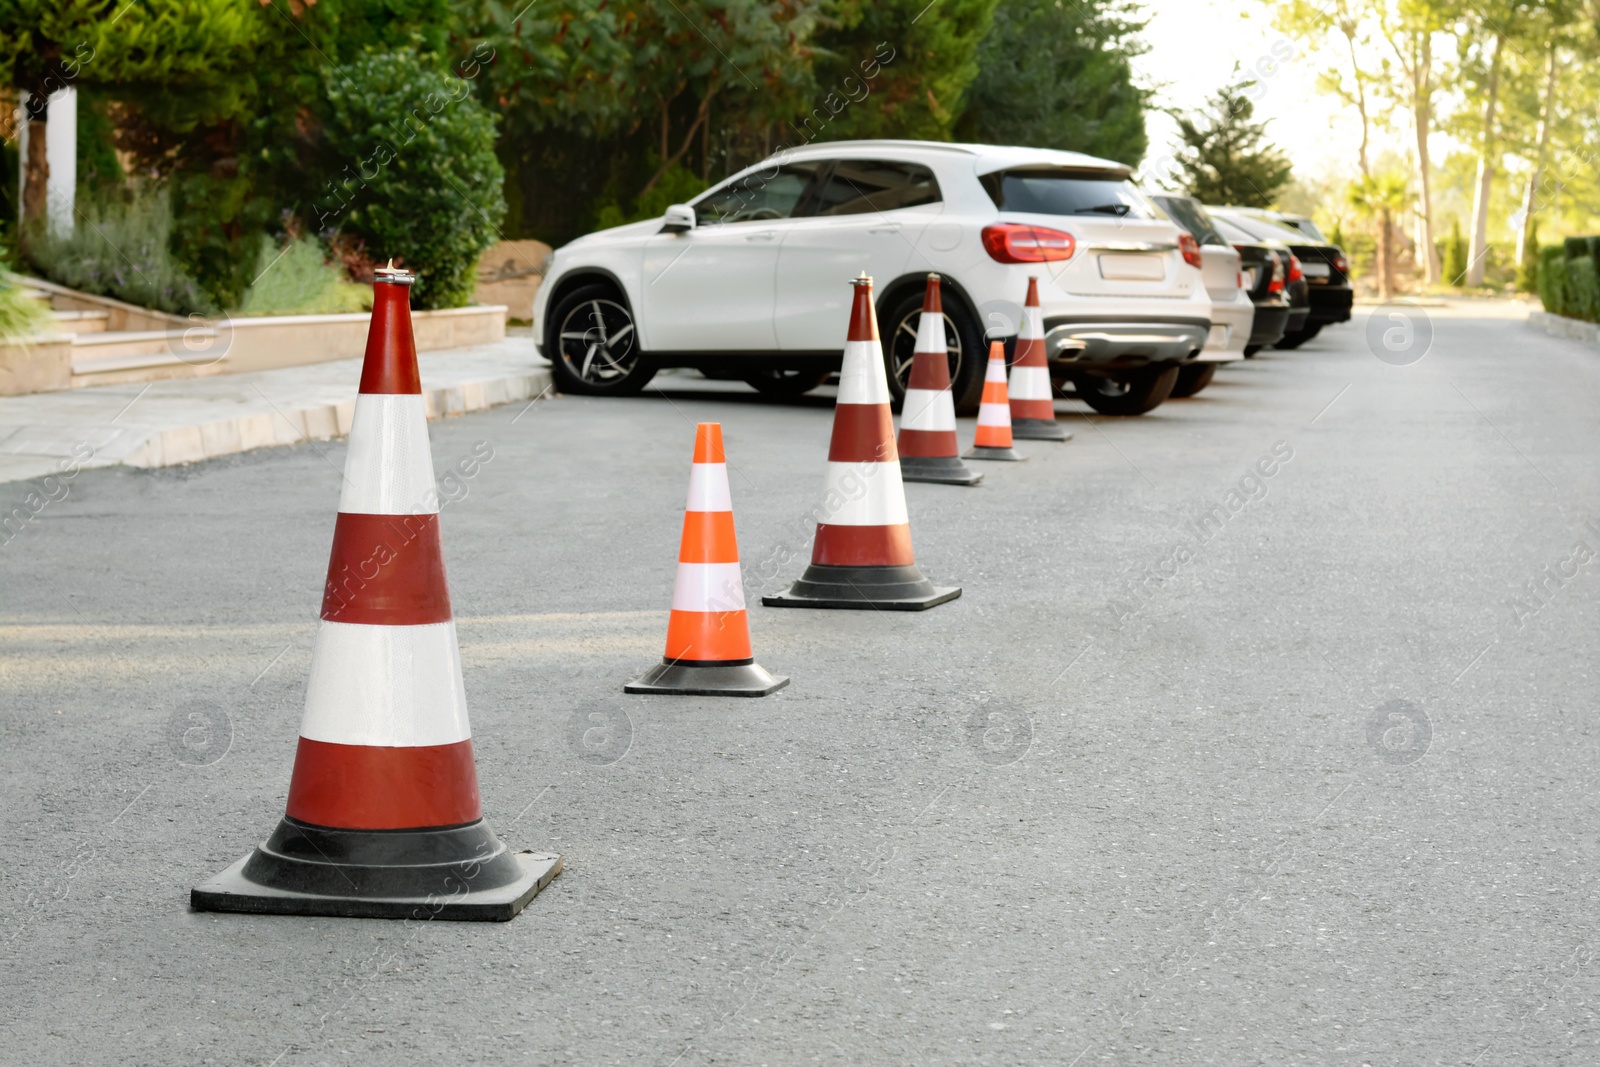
top-left (1152, 195), bottom-right (1225, 246)
top-left (980, 168), bottom-right (1157, 219)
top-left (1214, 212), bottom-right (1307, 245)
top-left (805, 159), bottom-right (941, 216)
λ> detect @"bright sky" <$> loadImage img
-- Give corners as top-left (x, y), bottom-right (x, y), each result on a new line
top-left (1131, 0), bottom-right (1364, 186)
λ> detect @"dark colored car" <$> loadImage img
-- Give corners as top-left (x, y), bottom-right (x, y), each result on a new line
top-left (1210, 208), bottom-right (1352, 347)
top-left (1211, 216), bottom-right (1290, 355)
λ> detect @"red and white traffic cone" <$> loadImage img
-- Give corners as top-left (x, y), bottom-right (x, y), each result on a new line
top-left (627, 422), bottom-right (788, 696)
top-left (763, 273), bottom-right (961, 610)
top-left (965, 341), bottom-right (1026, 462)
top-left (1009, 276), bottom-right (1070, 442)
top-left (192, 263), bottom-right (560, 921)
top-left (897, 273), bottom-right (982, 486)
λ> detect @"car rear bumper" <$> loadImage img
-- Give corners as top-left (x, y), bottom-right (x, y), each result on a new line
top-left (1042, 316), bottom-right (1211, 368)
top-left (1195, 299), bottom-right (1252, 362)
top-left (1307, 286), bottom-right (1354, 324)
top-left (1248, 304), bottom-right (1292, 346)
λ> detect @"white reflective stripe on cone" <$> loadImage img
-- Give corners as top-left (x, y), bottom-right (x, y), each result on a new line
top-left (671, 562), bottom-right (747, 612)
top-left (820, 461), bottom-right (909, 526)
top-left (913, 311), bottom-right (946, 354)
top-left (1009, 365), bottom-right (1053, 399)
top-left (1023, 304), bottom-right (1045, 339)
top-left (977, 403), bottom-right (1011, 428)
top-left (985, 361), bottom-right (1008, 383)
top-left (837, 340), bottom-right (891, 405)
top-left (300, 620), bottom-right (471, 747)
top-left (339, 394), bottom-right (439, 516)
top-left (686, 462), bottom-right (733, 512)
top-left (902, 388), bottom-right (957, 431)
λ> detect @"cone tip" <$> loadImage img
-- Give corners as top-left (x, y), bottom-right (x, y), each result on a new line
top-left (693, 422), bottom-right (726, 464)
top-left (375, 258), bottom-right (416, 286)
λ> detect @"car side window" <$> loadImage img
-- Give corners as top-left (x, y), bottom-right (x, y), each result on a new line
top-left (694, 163), bottom-right (825, 226)
top-left (805, 159), bottom-right (941, 217)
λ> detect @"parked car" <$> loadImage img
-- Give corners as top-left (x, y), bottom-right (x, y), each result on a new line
top-left (1210, 216), bottom-right (1293, 356)
top-left (1208, 208), bottom-right (1351, 348)
top-left (1230, 207), bottom-right (1327, 243)
top-left (534, 140), bottom-right (1213, 416)
top-left (1147, 192), bottom-right (1250, 398)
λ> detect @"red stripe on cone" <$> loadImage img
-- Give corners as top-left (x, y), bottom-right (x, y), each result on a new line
top-left (829, 404), bottom-right (898, 463)
top-left (898, 428), bottom-right (960, 457)
top-left (320, 513), bottom-right (452, 625)
top-left (1010, 398), bottom-right (1056, 420)
top-left (285, 737), bottom-right (481, 830)
top-left (357, 279), bottom-right (422, 395)
top-left (813, 523), bottom-right (914, 567)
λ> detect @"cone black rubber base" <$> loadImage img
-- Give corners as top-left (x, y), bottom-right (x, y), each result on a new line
top-left (900, 454), bottom-right (983, 486)
top-left (762, 563), bottom-right (961, 611)
top-left (625, 658), bottom-right (789, 696)
top-left (964, 445), bottom-right (1027, 462)
top-left (1012, 419), bottom-right (1072, 442)
top-left (191, 817), bottom-right (560, 921)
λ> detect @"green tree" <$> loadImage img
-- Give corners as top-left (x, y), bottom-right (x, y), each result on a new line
top-left (1171, 79), bottom-right (1294, 206)
top-left (1, 0), bottom-right (262, 238)
top-left (1442, 216), bottom-right (1468, 284)
top-left (953, 0), bottom-right (1150, 163)
top-left (1349, 171), bottom-right (1409, 298)
top-left (312, 51), bottom-right (506, 309)
top-left (809, 0), bottom-right (1000, 140)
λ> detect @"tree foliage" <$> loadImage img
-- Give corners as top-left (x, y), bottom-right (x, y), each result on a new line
top-left (954, 0), bottom-right (1150, 164)
top-left (1171, 80), bottom-right (1293, 207)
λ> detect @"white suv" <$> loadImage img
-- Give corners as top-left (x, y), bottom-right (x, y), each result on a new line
top-left (533, 140), bottom-right (1213, 415)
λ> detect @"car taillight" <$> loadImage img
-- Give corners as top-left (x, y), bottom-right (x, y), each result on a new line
top-left (981, 223), bottom-right (1076, 263)
top-left (1237, 270), bottom-right (1245, 289)
top-left (1268, 253), bottom-right (1285, 293)
top-left (1287, 255), bottom-right (1303, 283)
top-left (1332, 254), bottom-right (1349, 274)
top-left (1179, 232), bottom-right (1202, 269)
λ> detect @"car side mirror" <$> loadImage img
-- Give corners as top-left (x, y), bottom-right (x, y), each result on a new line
top-left (661, 204), bottom-right (696, 234)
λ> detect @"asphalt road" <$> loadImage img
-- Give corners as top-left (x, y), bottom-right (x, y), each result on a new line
top-left (3, 301), bottom-right (1598, 1066)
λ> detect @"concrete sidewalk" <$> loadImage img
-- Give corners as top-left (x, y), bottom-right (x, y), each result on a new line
top-left (0, 337), bottom-right (552, 483)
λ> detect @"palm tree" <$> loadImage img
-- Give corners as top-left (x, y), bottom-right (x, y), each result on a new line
top-left (1348, 173), bottom-right (1410, 300)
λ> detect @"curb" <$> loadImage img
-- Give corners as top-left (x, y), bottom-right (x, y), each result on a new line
top-left (1528, 310), bottom-right (1600, 345)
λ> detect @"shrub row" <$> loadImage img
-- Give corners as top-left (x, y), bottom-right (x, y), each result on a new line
top-left (1538, 237), bottom-right (1600, 324)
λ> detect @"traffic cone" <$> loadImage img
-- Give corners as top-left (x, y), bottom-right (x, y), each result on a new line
top-left (627, 422), bottom-right (788, 696)
top-left (1009, 276), bottom-right (1070, 442)
top-left (896, 273), bottom-right (982, 486)
top-left (192, 263), bottom-right (560, 921)
top-left (965, 341), bottom-right (1026, 462)
top-left (763, 273), bottom-right (961, 611)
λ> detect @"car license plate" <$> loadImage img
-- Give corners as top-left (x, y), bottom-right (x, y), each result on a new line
top-left (1098, 254), bottom-right (1166, 281)
top-left (1301, 261), bottom-right (1331, 278)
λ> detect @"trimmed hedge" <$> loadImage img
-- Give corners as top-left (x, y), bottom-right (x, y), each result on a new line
top-left (1539, 237), bottom-right (1600, 324)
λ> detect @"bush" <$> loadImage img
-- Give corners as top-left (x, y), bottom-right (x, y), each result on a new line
top-left (313, 51), bottom-right (505, 309)
top-left (1442, 218), bottom-right (1467, 286)
top-left (1540, 242), bottom-right (1600, 323)
top-left (1538, 246), bottom-right (1568, 315)
top-left (26, 186), bottom-right (213, 314)
top-left (0, 254), bottom-right (52, 342)
top-left (1516, 220), bottom-right (1539, 293)
top-left (592, 164), bottom-right (708, 230)
top-left (236, 237), bottom-right (370, 316)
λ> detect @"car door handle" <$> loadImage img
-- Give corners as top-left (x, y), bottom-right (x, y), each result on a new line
top-left (867, 224), bottom-right (902, 234)
top-left (745, 231), bottom-right (777, 241)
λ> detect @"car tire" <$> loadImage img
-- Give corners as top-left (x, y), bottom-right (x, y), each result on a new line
top-left (1273, 323), bottom-right (1322, 349)
top-left (545, 283), bottom-right (657, 396)
top-left (1074, 364), bottom-right (1181, 416)
top-left (1242, 344), bottom-right (1262, 358)
top-left (1170, 362), bottom-right (1217, 398)
top-left (743, 367), bottom-right (830, 398)
top-left (880, 288), bottom-right (987, 416)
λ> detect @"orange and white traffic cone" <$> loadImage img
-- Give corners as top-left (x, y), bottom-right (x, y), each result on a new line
top-left (627, 422), bottom-right (788, 696)
top-left (965, 341), bottom-right (1026, 462)
top-left (1009, 277), bottom-right (1070, 442)
top-left (763, 273), bottom-right (961, 610)
top-left (897, 273), bottom-right (982, 486)
top-left (192, 263), bottom-right (560, 921)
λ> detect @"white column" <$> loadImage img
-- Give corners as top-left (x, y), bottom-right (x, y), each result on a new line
top-left (15, 87), bottom-right (77, 237)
